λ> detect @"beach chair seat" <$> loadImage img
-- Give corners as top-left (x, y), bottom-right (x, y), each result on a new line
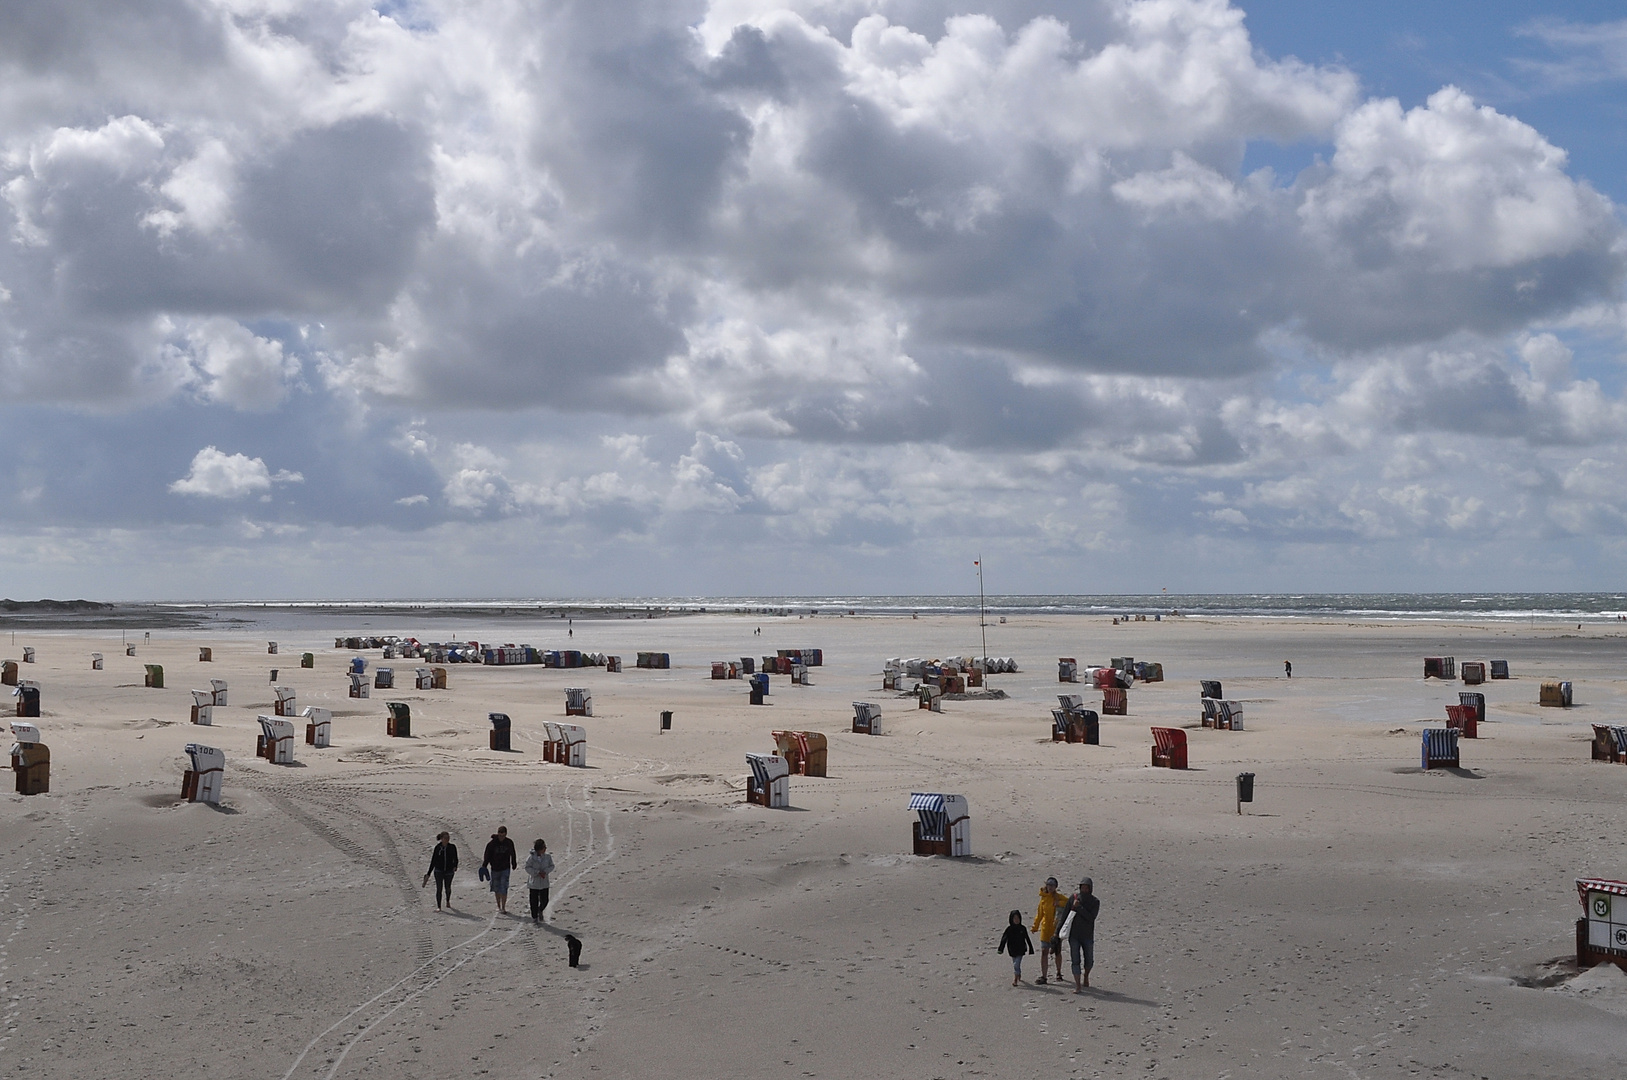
top-left (1540, 680), bottom-right (1573, 707)
top-left (852, 701), bottom-right (880, 735)
top-left (1101, 687), bottom-right (1127, 716)
top-left (565, 687), bottom-right (592, 717)
top-left (1461, 661), bottom-right (1486, 685)
top-left (386, 702), bottom-right (411, 738)
top-left (181, 743), bottom-right (225, 804)
top-left (1151, 727), bottom-right (1187, 769)
top-left (1489, 660), bottom-right (1509, 679)
top-left (349, 672), bottom-right (370, 699)
top-left (1457, 692), bottom-right (1486, 723)
top-left (374, 667), bottom-right (394, 689)
top-left (303, 707), bottom-right (332, 748)
top-left (256, 716), bottom-right (297, 764)
top-left (559, 724), bottom-right (587, 767)
top-left (745, 752), bottom-right (790, 808)
top-left (1216, 700), bottom-right (1244, 730)
top-left (1421, 728), bottom-right (1459, 768)
top-left (909, 793), bottom-right (970, 857)
top-left (489, 712), bottom-right (512, 752)
top-left (1444, 704), bottom-right (1477, 738)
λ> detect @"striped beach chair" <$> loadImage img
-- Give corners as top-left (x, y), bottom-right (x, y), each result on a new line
top-left (852, 701), bottom-right (881, 735)
top-left (1151, 727), bottom-right (1187, 769)
top-left (1458, 692), bottom-right (1486, 723)
top-left (1591, 725), bottom-right (1627, 764)
top-left (1489, 660), bottom-right (1510, 679)
top-left (909, 793), bottom-right (970, 857)
top-left (745, 752), bottom-right (790, 808)
top-left (1201, 698), bottom-right (1220, 727)
top-left (772, 730), bottom-right (827, 776)
top-left (1421, 728), bottom-right (1459, 769)
top-left (1444, 704), bottom-right (1477, 738)
top-left (1460, 661), bottom-right (1486, 685)
top-left (1216, 700), bottom-right (1244, 730)
top-left (181, 743), bottom-right (225, 804)
top-left (1058, 658), bottom-right (1079, 683)
top-left (1101, 687), bottom-right (1127, 716)
top-left (565, 687), bottom-right (592, 717)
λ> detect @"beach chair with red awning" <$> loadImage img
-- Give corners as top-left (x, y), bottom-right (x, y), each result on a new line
top-left (1151, 727), bottom-right (1187, 769)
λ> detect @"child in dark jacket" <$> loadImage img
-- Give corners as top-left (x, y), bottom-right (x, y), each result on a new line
top-left (998, 910), bottom-right (1035, 986)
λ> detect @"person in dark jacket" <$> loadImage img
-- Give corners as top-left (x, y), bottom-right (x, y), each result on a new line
top-left (481, 826), bottom-right (519, 914)
top-left (1064, 878), bottom-right (1101, 992)
top-left (997, 910), bottom-right (1035, 986)
top-left (422, 831), bottom-right (458, 910)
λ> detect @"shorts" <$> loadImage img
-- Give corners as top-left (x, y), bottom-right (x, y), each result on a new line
top-left (489, 868), bottom-right (511, 894)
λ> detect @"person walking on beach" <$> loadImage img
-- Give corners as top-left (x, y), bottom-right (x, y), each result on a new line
top-left (1030, 877), bottom-right (1067, 984)
top-left (524, 838), bottom-right (555, 924)
top-left (1063, 877), bottom-right (1101, 992)
top-left (998, 910), bottom-right (1034, 986)
top-left (482, 826), bottom-right (518, 915)
top-left (422, 831), bottom-right (459, 910)
top-left (1284, 660), bottom-right (1292, 678)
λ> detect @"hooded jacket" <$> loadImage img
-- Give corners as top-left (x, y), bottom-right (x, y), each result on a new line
top-left (1031, 887), bottom-right (1067, 939)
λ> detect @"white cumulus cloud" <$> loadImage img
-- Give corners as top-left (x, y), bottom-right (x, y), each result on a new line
top-left (169, 446), bottom-right (303, 498)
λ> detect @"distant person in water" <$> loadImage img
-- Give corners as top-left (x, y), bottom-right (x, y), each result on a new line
top-left (1284, 660), bottom-right (1292, 678)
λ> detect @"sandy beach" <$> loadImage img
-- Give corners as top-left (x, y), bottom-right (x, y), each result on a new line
top-left (4, 613), bottom-right (1627, 1078)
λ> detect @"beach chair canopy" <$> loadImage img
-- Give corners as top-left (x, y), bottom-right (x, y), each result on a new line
top-left (746, 752), bottom-right (789, 785)
top-left (908, 793), bottom-right (967, 839)
top-left (185, 743), bottom-right (225, 773)
top-left (10, 721), bottom-right (41, 744)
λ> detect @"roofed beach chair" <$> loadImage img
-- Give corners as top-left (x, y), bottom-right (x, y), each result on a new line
top-left (745, 752), bottom-right (790, 808)
top-left (1151, 727), bottom-right (1187, 769)
top-left (909, 793), bottom-right (970, 857)
top-left (1421, 728), bottom-right (1459, 769)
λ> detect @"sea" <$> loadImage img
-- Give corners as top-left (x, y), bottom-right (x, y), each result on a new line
top-left (31, 592), bottom-right (1622, 632)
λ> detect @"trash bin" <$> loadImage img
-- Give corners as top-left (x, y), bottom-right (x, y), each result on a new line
top-left (269, 668), bottom-right (279, 683)
top-left (660, 710), bottom-right (673, 731)
top-left (1236, 771), bottom-right (1255, 813)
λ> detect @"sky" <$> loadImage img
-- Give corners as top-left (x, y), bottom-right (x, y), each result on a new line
top-left (2, 0), bottom-right (1627, 600)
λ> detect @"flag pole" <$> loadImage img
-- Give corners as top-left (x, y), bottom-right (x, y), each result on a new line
top-left (976, 557), bottom-right (987, 666)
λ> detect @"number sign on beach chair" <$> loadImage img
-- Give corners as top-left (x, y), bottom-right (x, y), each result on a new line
top-left (772, 730), bottom-right (827, 776)
top-left (1590, 725), bottom-right (1627, 764)
top-left (1461, 661), bottom-right (1486, 685)
top-left (1421, 728), bottom-right (1459, 769)
top-left (386, 702), bottom-right (411, 738)
top-left (1151, 727), bottom-right (1187, 769)
top-left (745, 752), bottom-right (790, 808)
top-left (255, 716), bottom-right (296, 764)
top-left (181, 743), bottom-right (224, 804)
top-left (1540, 680), bottom-right (1573, 707)
top-left (558, 724), bottom-right (587, 767)
top-left (852, 701), bottom-right (881, 735)
top-left (909, 793), bottom-right (970, 857)
top-left (189, 689), bottom-right (214, 725)
top-left (303, 707), bottom-right (332, 748)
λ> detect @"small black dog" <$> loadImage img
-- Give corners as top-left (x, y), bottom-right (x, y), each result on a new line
top-left (566, 935), bottom-right (582, 968)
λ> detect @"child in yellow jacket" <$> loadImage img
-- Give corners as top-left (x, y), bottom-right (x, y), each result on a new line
top-left (1031, 877), bottom-right (1067, 984)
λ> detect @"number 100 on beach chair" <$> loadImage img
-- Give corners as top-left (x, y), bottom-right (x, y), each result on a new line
top-left (909, 793), bottom-right (970, 857)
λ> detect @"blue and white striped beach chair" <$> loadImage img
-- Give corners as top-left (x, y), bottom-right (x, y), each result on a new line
top-left (1421, 728), bottom-right (1459, 769)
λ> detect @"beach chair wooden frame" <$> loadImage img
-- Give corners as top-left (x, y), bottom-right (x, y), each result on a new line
top-left (1151, 727), bottom-right (1187, 769)
top-left (917, 684), bottom-right (942, 712)
top-left (374, 667), bottom-right (394, 689)
top-left (1421, 728), bottom-right (1459, 769)
top-left (198, 648), bottom-right (212, 663)
top-left (0, 661), bottom-right (15, 687)
top-left (303, 707), bottom-right (331, 748)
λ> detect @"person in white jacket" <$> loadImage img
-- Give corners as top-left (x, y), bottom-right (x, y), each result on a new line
top-left (524, 839), bottom-right (555, 924)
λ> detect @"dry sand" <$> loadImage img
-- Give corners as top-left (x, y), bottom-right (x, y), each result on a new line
top-left (3, 613), bottom-right (1627, 1078)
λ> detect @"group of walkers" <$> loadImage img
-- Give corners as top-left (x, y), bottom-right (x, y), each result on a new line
top-left (422, 826), bottom-right (557, 924)
top-left (998, 876), bottom-right (1099, 992)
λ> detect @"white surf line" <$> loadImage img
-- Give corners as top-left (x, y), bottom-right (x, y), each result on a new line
top-left (319, 925), bottom-right (523, 1080)
top-left (279, 916), bottom-right (501, 1080)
